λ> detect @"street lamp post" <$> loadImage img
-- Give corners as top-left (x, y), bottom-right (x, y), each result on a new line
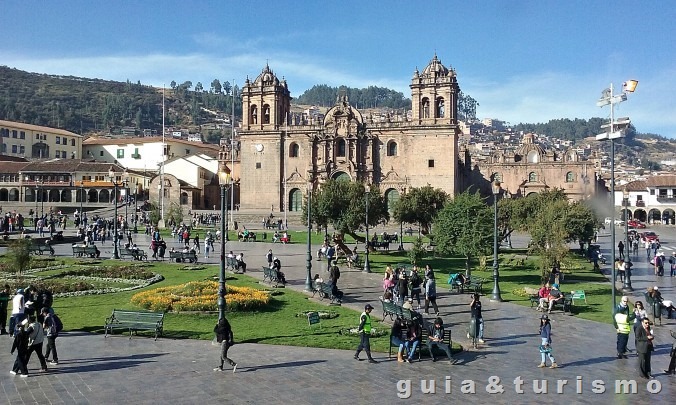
top-left (398, 186), bottom-right (406, 252)
top-left (133, 180), bottom-right (139, 233)
top-left (363, 185), bottom-right (371, 273)
top-left (622, 189), bottom-right (634, 292)
top-left (79, 184), bottom-right (84, 225)
top-left (596, 79), bottom-right (638, 312)
top-left (491, 181), bottom-right (503, 302)
top-left (305, 177), bottom-right (313, 291)
top-left (124, 181), bottom-right (129, 231)
top-left (109, 167), bottom-right (128, 260)
top-left (218, 168), bottom-right (231, 321)
top-left (40, 179), bottom-right (44, 219)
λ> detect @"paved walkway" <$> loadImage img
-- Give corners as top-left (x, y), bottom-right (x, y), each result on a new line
top-left (0, 221), bottom-right (675, 403)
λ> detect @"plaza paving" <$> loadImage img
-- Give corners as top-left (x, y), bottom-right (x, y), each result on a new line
top-left (0, 217), bottom-right (674, 404)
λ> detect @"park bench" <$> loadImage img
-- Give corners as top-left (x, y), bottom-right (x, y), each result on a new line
top-left (120, 247), bottom-right (147, 261)
top-left (381, 299), bottom-right (404, 321)
top-left (169, 250), bottom-right (198, 263)
top-left (397, 323), bottom-right (452, 362)
top-left (448, 274), bottom-right (484, 295)
top-left (226, 256), bottom-right (240, 272)
top-left (368, 241), bottom-right (390, 251)
top-left (31, 243), bottom-right (54, 256)
top-left (346, 255), bottom-right (363, 269)
top-left (548, 294), bottom-right (573, 314)
top-left (72, 245), bottom-right (99, 258)
top-left (311, 282), bottom-right (341, 305)
top-left (104, 309), bottom-right (164, 340)
top-left (262, 266), bottom-right (282, 287)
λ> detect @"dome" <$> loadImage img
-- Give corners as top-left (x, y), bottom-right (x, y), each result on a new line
top-left (421, 54), bottom-right (451, 78)
top-left (253, 64), bottom-right (278, 86)
top-left (514, 134), bottom-right (546, 163)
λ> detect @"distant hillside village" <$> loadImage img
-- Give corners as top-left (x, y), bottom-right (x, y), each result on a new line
top-left (0, 55), bottom-right (675, 226)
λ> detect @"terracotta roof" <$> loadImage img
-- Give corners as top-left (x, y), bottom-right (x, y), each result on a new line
top-left (0, 120), bottom-right (81, 137)
top-left (10, 160), bottom-right (125, 174)
top-left (83, 136), bottom-right (220, 151)
top-left (0, 161), bottom-right (30, 173)
top-left (625, 180), bottom-right (647, 191)
top-left (644, 175), bottom-right (676, 188)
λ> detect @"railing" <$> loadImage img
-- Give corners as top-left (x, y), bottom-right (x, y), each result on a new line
top-left (635, 200), bottom-right (646, 207)
top-left (656, 197), bottom-right (676, 204)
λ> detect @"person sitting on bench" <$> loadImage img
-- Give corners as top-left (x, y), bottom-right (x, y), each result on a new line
top-left (652, 286), bottom-right (676, 319)
top-left (546, 284), bottom-right (564, 313)
top-left (272, 257), bottom-right (286, 284)
top-left (347, 248), bottom-right (360, 268)
top-left (235, 252), bottom-right (247, 273)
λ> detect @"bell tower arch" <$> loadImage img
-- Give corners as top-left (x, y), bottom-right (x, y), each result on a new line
top-left (241, 64), bottom-right (291, 130)
top-left (410, 54), bottom-right (460, 126)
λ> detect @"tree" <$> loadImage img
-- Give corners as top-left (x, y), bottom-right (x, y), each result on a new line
top-left (223, 81), bottom-right (232, 96)
top-left (195, 82), bottom-right (204, 93)
top-left (211, 79), bottom-right (222, 94)
top-left (305, 180), bottom-right (389, 241)
top-left (170, 81), bottom-right (176, 90)
top-left (433, 191), bottom-right (493, 276)
top-left (392, 185), bottom-right (448, 235)
top-left (8, 239), bottom-right (32, 277)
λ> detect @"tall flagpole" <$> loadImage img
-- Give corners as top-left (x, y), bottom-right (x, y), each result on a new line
top-left (284, 111), bottom-right (288, 229)
top-left (159, 85), bottom-right (166, 228)
top-left (230, 80), bottom-right (235, 228)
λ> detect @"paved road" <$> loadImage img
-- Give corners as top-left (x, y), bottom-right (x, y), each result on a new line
top-left (0, 223), bottom-right (674, 403)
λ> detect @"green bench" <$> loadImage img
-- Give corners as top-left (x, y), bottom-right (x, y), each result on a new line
top-left (448, 274), bottom-right (484, 295)
top-left (381, 299), bottom-right (404, 321)
top-left (31, 243), bottom-right (54, 256)
top-left (120, 247), bottom-right (147, 261)
top-left (262, 267), bottom-right (282, 287)
top-left (104, 309), bottom-right (164, 340)
top-left (72, 244), bottom-right (99, 258)
top-left (311, 282), bottom-right (341, 305)
top-left (390, 323), bottom-right (452, 362)
top-left (169, 250), bottom-right (198, 263)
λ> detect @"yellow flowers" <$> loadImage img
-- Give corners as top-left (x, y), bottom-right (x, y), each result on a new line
top-left (130, 281), bottom-right (271, 312)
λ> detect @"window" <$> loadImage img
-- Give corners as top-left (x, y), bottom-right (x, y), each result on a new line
top-left (289, 143), bottom-right (299, 158)
top-left (421, 98), bottom-right (430, 118)
top-left (20, 131), bottom-right (25, 139)
top-left (336, 138), bottom-right (346, 157)
top-left (12, 130), bottom-right (17, 138)
top-left (99, 151), bottom-right (104, 157)
top-left (529, 172), bottom-right (537, 182)
top-left (56, 136), bottom-right (61, 144)
top-left (256, 162), bottom-right (261, 169)
top-left (436, 97), bottom-right (445, 118)
top-left (117, 149), bottom-right (124, 158)
top-left (11, 145), bottom-right (17, 153)
top-left (185, 149), bottom-right (190, 155)
top-left (62, 151), bottom-right (67, 158)
top-left (650, 189), bottom-right (655, 195)
top-left (1, 144), bottom-right (6, 152)
top-left (566, 172), bottom-right (574, 182)
top-left (19, 146), bottom-right (25, 154)
top-left (428, 159), bottom-right (435, 168)
top-left (250, 105), bottom-right (258, 124)
top-left (637, 195), bottom-right (643, 201)
top-left (71, 139), bottom-right (75, 146)
top-left (263, 104), bottom-right (270, 124)
top-left (290, 189), bottom-right (302, 211)
top-left (659, 188), bottom-right (667, 197)
top-left (387, 141), bottom-right (397, 156)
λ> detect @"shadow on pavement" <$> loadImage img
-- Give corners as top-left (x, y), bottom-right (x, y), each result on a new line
top-left (240, 359), bottom-right (326, 372)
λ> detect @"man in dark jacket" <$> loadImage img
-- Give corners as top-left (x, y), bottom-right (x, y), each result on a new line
top-left (213, 317), bottom-right (237, 373)
top-left (635, 318), bottom-right (654, 379)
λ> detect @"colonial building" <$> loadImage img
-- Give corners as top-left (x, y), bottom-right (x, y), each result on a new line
top-left (0, 120), bottom-right (83, 160)
top-left (238, 55), bottom-right (461, 211)
top-left (619, 175), bottom-right (676, 225)
top-left (468, 133), bottom-right (600, 200)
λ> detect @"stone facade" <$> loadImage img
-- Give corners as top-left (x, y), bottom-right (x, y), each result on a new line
top-left (237, 55), bottom-right (461, 211)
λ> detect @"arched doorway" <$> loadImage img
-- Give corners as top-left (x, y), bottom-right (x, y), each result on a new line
top-left (9, 189), bottom-right (19, 202)
top-left (180, 192), bottom-right (189, 205)
top-left (25, 188), bottom-right (36, 203)
top-left (332, 172), bottom-right (350, 181)
top-left (633, 209), bottom-right (647, 223)
top-left (621, 208), bottom-right (632, 221)
top-left (48, 189), bottom-right (60, 202)
top-left (662, 208), bottom-right (675, 225)
top-left (385, 188), bottom-right (400, 214)
top-left (88, 189), bottom-right (99, 203)
top-left (99, 189), bottom-right (110, 203)
top-left (0, 189), bottom-right (7, 201)
top-left (289, 188), bottom-right (302, 211)
top-left (61, 190), bottom-right (72, 202)
top-left (648, 209), bottom-right (662, 225)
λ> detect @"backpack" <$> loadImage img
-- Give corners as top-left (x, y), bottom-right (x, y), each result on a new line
top-left (52, 313), bottom-right (63, 334)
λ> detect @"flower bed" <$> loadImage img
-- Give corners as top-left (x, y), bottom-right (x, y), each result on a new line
top-left (130, 281), bottom-right (271, 312)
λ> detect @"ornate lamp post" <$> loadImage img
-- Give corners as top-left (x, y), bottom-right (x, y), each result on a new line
top-left (109, 167), bottom-right (128, 259)
top-left (305, 176), bottom-right (313, 291)
top-left (218, 168), bottom-right (231, 321)
top-left (491, 180), bottom-right (503, 302)
top-left (40, 178), bottom-right (44, 219)
top-left (79, 183), bottom-right (84, 225)
top-left (596, 79), bottom-right (637, 312)
top-left (622, 188), bottom-right (634, 292)
top-left (398, 186), bottom-right (406, 252)
top-left (363, 184), bottom-right (371, 273)
top-left (124, 180), bottom-right (129, 230)
top-left (133, 180), bottom-right (139, 233)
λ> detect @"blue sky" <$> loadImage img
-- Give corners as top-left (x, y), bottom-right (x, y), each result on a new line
top-left (1, 1), bottom-right (675, 137)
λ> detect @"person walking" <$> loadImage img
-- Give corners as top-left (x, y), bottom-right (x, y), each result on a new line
top-left (670, 252), bottom-right (676, 277)
top-left (665, 330), bottom-right (676, 375)
top-left (470, 293), bottom-right (485, 343)
top-left (636, 318), bottom-right (654, 379)
top-left (9, 288), bottom-right (25, 337)
top-left (424, 273), bottom-right (440, 315)
top-left (10, 319), bottom-right (30, 377)
top-left (614, 296), bottom-right (635, 359)
top-left (25, 315), bottom-right (48, 372)
top-left (213, 317), bottom-right (237, 373)
top-left (409, 268), bottom-right (423, 310)
top-left (266, 249), bottom-right (273, 268)
top-left (618, 240), bottom-right (625, 260)
top-left (41, 307), bottom-right (59, 365)
top-left (354, 304), bottom-right (378, 363)
top-left (538, 314), bottom-right (558, 368)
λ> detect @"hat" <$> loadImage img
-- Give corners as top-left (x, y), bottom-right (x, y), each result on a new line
top-left (364, 304), bottom-right (374, 310)
top-left (654, 286), bottom-right (659, 291)
top-left (541, 314), bottom-right (549, 320)
top-left (16, 288), bottom-right (24, 295)
top-left (407, 298), bottom-right (413, 303)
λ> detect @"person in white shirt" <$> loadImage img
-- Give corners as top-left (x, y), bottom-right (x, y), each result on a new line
top-left (9, 289), bottom-right (25, 337)
top-left (235, 253), bottom-right (247, 273)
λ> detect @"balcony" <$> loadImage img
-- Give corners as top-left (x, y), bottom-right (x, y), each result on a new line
top-left (656, 196), bottom-right (676, 204)
top-left (131, 153), bottom-right (141, 159)
top-left (635, 200), bottom-right (646, 207)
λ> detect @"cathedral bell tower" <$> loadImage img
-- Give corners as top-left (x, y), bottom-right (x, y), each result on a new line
top-left (410, 54), bottom-right (460, 126)
top-left (241, 64), bottom-right (291, 130)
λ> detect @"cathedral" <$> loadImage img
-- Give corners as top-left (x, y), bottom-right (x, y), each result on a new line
top-left (237, 55), bottom-right (462, 212)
